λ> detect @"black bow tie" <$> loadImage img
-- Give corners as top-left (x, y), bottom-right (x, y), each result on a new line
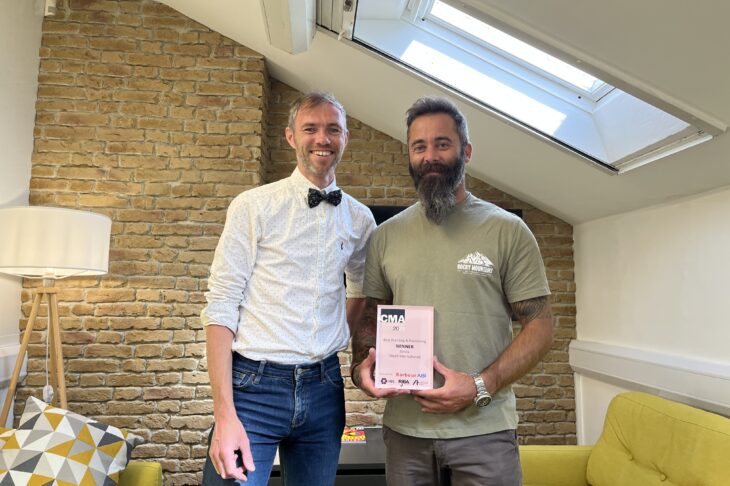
top-left (308, 188), bottom-right (342, 208)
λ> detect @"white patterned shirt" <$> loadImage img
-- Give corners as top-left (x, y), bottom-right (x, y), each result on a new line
top-left (202, 168), bottom-right (376, 364)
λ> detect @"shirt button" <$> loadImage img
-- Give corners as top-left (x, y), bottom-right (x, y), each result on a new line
top-left (660, 473), bottom-right (667, 481)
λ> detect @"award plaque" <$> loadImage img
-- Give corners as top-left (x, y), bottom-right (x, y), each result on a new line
top-left (375, 305), bottom-right (434, 390)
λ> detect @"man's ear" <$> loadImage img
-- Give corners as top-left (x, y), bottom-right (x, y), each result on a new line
top-left (285, 126), bottom-right (295, 149)
top-left (464, 143), bottom-right (473, 163)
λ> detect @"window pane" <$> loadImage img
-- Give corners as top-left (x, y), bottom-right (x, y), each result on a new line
top-left (430, 1), bottom-right (603, 93)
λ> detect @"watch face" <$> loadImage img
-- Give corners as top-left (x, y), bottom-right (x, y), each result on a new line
top-left (476, 395), bottom-right (491, 407)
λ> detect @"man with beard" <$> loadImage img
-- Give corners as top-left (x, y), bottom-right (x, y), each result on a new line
top-left (351, 96), bottom-right (553, 485)
top-left (202, 92), bottom-right (375, 485)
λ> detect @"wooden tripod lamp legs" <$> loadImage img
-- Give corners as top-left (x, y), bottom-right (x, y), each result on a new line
top-left (0, 287), bottom-right (68, 427)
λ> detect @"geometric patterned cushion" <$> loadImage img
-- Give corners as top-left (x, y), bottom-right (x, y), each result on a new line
top-left (0, 396), bottom-right (143, 485)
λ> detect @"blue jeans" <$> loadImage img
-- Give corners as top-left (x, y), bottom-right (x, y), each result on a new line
top-left (202, 352), bottom-right (345, 486)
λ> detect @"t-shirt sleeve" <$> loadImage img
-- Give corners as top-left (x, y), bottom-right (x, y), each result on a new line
top-left (363, 225), bottom-right (393, 301)
top-left (345, 209), bottom-right (377, 299)
top-left (502, 219), bottom-right (551, 304)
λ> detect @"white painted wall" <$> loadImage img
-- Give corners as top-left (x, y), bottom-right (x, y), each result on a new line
top-left (0, 0), bottom-right (43, 425)
top-left (574, 375), bottom-right (628, 445)
top-left (573, 184), bottom-right (730, 443)
top-left (1, 0), bottom-right (42, 206)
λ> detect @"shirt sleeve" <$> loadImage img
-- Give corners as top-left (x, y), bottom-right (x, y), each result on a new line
top-left (344, 208), bottom-right (377, 299)
top-left (362, 225), bottom-right (393, 301)
top-left (201, 194), bottom-right (257, 334)
top-left (502, 218), bottom-right (551, 304)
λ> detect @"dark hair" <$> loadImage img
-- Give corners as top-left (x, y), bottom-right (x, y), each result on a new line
top-left (288, 91), bottom-right (347, 129)
top-left (406, 96), bottom-right (469, 152)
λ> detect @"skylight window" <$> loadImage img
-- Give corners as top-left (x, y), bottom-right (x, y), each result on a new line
top-left (343, 0), bottom-right (713, 173)
top-left (428, 1), bottom-right (606, 96)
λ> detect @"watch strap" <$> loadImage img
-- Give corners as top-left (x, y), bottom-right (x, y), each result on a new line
top-left (471, 372), bottom-right (487, 395)
top-left (470, 372), bottom-right (492, 407)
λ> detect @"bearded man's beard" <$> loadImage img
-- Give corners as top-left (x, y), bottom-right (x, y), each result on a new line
top-left (408, 153), bottom-right (466, 224)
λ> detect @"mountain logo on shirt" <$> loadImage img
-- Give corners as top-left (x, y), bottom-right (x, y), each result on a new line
top-left (457, 252), bottom-right (494, 276)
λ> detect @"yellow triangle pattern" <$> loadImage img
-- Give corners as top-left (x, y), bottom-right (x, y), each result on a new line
top-left (0, 397), bottom-right (143, 485)
top-left (77, 426), bottom-right (95, 447)
top-left (2, 434), bottom-right (20, 450)
top-left (28, 473), bottom-right (54, 486)
top-left (80, 468), bottom-right (97, 486)
top-left (43, 411), bottom-right (64, 430)
top-left (70, 447), bottom-right (95, 465)
top-left (98, 440), bottom-right (123, 457)
top-left (47, 438), bottom-right (75, 457)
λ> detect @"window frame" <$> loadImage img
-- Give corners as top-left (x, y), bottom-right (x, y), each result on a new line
top-left (345, 0), bottom-right (711, 173)
top-left (414, 0), bottom-right (614, 106)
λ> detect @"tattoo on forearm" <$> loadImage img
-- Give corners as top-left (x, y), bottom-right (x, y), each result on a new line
top-left (511, 296), bottom-right (552, 324)
top-left (351, 297), bottom-right (381, 367)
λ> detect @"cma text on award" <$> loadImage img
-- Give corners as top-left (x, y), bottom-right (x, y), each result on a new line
top-left (375, 305), bottom-right (434, 390)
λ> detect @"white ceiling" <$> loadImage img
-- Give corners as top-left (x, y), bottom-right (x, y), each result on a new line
top-left (159, 0), bottom-right (730, 224)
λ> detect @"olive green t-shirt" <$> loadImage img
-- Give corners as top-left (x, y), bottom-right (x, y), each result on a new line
top-left (364, 193), bottom-right (550, 438)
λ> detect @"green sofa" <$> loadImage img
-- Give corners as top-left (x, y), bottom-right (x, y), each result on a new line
top-left (521, 391), bottom-right (730, 486)
top-left (119, 461), bottom-right (163, 486)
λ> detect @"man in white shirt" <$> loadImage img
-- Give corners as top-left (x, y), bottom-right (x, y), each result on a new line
top-left (201, 92), bottom-right (376, 485)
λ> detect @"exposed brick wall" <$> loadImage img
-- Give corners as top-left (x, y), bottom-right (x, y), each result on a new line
top-left (26, 1), bottom-right (265, 484)
top-left (266, 81), bottom-right (577, 444)
top-left (20, 1), bottom-right (575, 483)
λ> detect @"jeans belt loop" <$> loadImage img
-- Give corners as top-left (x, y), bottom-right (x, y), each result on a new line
top-left (254, 359), bottom-right (266, 385)
top-left (320, 359), bottom-right (326, 383)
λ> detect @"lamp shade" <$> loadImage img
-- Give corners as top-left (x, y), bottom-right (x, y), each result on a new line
top-left (0, 206), bottom-right (111, 278)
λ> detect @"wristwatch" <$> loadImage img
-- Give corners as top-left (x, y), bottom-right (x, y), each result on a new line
top-left (470, 373), bottom-right (492, 407)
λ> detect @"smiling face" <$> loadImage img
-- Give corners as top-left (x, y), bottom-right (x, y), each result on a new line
top-left (408, 113), bottom-right (472, 194)
top-left (285, 102), bottom-right (349, 189)
top-left (407, 112), bottom-right (473, 224)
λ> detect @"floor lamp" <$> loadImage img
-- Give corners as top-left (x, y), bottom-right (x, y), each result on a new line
top-left (0, 206), bottom-right (111, 426)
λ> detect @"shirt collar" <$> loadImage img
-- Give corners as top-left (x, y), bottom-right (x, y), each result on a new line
top-left (289, 167), bottom-right (339, 193)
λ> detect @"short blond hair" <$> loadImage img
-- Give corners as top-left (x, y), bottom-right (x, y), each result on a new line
top-left (288, 91), bottom-right (347, 129)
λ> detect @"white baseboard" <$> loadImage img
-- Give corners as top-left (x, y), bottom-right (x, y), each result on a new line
top-left (569, 339), bottom-right (730, 417)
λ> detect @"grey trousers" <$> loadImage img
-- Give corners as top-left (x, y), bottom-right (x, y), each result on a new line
top-left (383, 426), bottom-right (522, 486)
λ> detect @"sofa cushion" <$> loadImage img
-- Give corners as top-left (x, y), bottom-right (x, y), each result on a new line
top-left (0, 396), bottom-right (143, 485)
top-left (587, 392), bottom-right (730, 486)
top-left (119, 461), bottom-right (163, 486)
top-left (520, 445), bottom-right (592, 486)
